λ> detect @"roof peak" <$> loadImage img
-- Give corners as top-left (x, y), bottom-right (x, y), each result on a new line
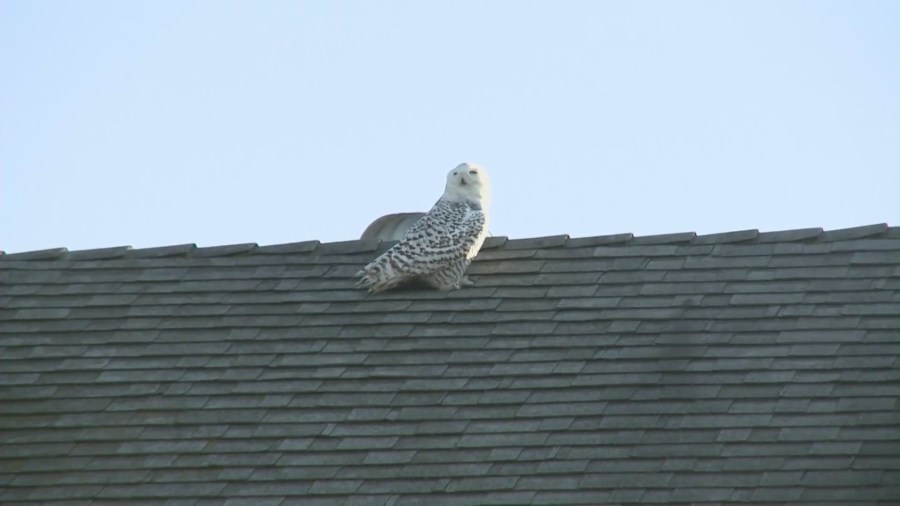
top-left (1, 223), bottom-right (894, 261)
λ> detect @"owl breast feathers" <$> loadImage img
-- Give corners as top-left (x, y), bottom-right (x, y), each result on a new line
top-left (356, 163), bottom-right (492, 293)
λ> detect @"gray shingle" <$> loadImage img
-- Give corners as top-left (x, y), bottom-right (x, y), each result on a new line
top-left (564, 233), bottom-right (633, 247)
top-left (66, 246), bottom-right (133, 260)
top-left (131, 244), bottom-right (197, 258)
top-left (819, 223), bottom-right (888, 241)
top-left (480, 236), bottom-right (507, 249)
top-left (694, 229), bottom-right (759, 244)
top-left (475, 248), bottom-right (538, 261)
top-left (531, 490), bottom-right (612, 504)
top-left (756, 227), bottom-right (824, 242)
top-left (503, 235), bottom-right (569, 250)
top-left (193, 243), bottom-right (259, 257)
top-left (1, 247), bottom-right (69, 260)
top-left (631, 231), bottom-right (696, 244)
top-left (254, 240), bottom-right (320, 254)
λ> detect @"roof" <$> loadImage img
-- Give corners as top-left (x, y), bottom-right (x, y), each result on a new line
top-left (1, 224), bottom-right (898, 505)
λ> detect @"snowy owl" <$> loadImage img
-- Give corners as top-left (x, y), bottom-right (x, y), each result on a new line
top-left (356, 162), bottom-right (492, 293)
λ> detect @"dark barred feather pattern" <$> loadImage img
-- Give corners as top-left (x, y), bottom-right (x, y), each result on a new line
top-left (356, 200), bottom-right (488, 292)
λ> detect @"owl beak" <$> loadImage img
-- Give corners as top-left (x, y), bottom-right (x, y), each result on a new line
top-left (459, 178), bottom-right (467, 186)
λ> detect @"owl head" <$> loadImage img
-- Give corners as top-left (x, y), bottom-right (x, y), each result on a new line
top-left (443, 162), bottom-right (491, 209)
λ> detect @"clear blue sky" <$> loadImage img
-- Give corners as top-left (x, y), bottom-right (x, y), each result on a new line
top-left (2, 1), bottom-right (897, 253)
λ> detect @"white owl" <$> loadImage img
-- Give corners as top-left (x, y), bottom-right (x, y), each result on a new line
top-left (356, 162), bottom-right (492, 293)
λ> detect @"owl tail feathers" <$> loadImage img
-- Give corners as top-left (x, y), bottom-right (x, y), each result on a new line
top-left (355, 268), bottom-right (379, 293)
top-left (355, 265), bottom-right (403, 293)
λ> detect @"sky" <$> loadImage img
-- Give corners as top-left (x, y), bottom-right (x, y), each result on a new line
top-left (1, 0), bottom-right (897, 253)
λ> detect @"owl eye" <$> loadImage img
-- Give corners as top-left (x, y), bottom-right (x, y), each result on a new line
top-left (469, 170), bottom-right (478, 175)
top-left (453, 172), bottom-right (458, 176)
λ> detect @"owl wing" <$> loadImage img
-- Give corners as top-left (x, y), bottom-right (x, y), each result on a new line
top-left (397, 200), bottom-right (487, 273)
top-left (356, 200), bottom-right (488, 291)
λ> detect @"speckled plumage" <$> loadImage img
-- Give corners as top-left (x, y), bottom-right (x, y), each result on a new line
top-left (357, 163), bottom-right (491, 293)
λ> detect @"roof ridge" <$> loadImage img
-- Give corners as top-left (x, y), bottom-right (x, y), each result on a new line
top-left (0, 223), bottom-right (893, 261)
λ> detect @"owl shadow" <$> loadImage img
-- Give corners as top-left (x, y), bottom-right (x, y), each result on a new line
top-left (367, 275), bottom-right (475, 294)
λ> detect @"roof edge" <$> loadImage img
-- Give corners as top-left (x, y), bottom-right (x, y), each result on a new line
top-left (1, 223), bottom-right (893, 261)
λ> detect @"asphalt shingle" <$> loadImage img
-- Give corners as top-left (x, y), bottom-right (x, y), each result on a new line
top-left (1, 224), bottom-right (898, 504)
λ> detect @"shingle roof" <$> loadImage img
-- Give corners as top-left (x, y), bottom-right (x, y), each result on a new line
top-left (1, 224), bottom-right (898, 505)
